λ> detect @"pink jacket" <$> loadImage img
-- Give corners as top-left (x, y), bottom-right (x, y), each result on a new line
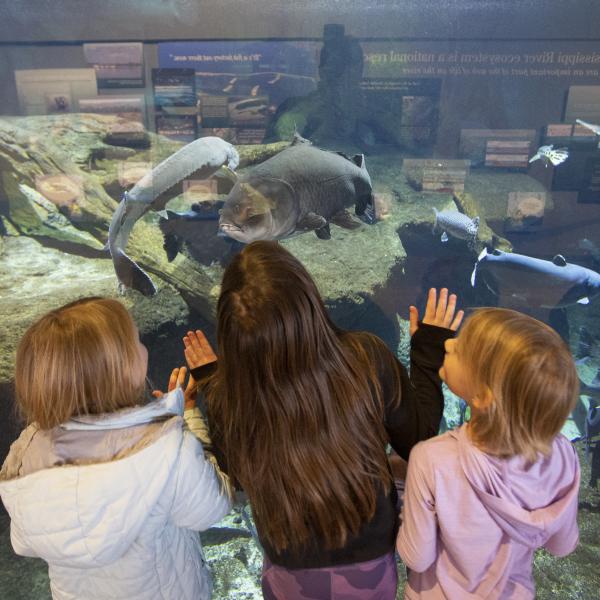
top-left (397, 424), bottom-right (580, 599)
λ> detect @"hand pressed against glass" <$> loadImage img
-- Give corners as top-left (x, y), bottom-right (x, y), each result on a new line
top-left (183, 330), bottom-right (217, 370)
top-left (152, 366), bottom-right (197, 409)
top-left (409, 288), bottom-right (464, 337)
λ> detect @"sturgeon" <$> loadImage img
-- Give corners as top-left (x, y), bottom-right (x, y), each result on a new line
top-left (108, 137), bottom-right (239, 295)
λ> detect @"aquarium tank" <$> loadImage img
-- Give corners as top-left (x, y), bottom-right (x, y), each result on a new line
top-left (0, 1), bottom-right (599, 598)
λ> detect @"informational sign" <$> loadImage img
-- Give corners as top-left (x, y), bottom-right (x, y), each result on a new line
top-left (158, 41), bottom-right (319, 143)
top-left (83, 42), bottom-right (144, 88)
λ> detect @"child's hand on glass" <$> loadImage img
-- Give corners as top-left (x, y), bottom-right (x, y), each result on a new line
top-left (153, 366), bottom-right (197, 410)
top-left (183, 330), bottom-right (217, 370)
top-left (409, 287), bottom-right (464, 336)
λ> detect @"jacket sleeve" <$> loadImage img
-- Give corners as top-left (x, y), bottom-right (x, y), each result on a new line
top-left (385, 323), bottom-right (454, 460)
top-left (396, 442), bottom-right (438, 572)
top-left (183, 406), bottom-right (234, 499)
top-left (169, 430), bottom-right (232, 531)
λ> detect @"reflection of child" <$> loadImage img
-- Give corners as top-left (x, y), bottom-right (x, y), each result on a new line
top-left (182, 240), bottom-right (463, 600)
top-left (397, 308), bottom-right (580, 599)
top-left (0, 298), bottom-right (231, 600)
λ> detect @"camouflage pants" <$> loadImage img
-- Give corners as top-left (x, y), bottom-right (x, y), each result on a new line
top-left (261, 552), bottom-right (398, 600)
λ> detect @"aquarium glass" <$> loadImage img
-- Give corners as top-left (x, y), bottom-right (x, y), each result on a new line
top-left (0, 1), bottom-right (599, 598)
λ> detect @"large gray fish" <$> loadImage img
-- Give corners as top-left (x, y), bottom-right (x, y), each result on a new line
top-left (432, 208), bottom-right (479, 247)
top-left (108, 136), bottom-right (239, 295)
top-left (471, 247), bottom-right (600, 308)
top-left (217, 134), bottom-right (374, 243)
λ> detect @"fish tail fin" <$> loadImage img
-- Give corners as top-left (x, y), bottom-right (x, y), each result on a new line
top-left (113, 248), bottom-right (157, 296)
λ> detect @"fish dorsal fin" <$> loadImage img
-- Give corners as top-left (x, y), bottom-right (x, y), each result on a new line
top-left (352, 154), bottom-right (366, 169)
top-left (552, 254), bottom-right (568, 267)
top-left (291, 132), bottom-right (311, 146)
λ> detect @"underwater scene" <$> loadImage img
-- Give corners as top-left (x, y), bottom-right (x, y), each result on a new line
top-left (1, 1), bottom-right (600, 598)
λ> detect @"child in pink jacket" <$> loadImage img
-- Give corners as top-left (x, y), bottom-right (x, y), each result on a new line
top-left (397, 308), bottom-right (580, 599)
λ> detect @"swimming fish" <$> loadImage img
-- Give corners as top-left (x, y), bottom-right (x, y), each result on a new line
top-left (529, 144), bottom-right (569, 167)
top-left (578, 238), bottom-right (600, 263)
top-left (432, 208), bottom-right (479, 247)
top-left (471, 247), bottom-right (600, 308)
top-left (576, 119), bottom-right (600, 147)
top-left (217, 134), bottom-right (375, 243)
top-left (108, 136), bottom-right (239, 295)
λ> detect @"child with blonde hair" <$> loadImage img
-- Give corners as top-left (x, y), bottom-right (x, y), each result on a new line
top-left (0, 297), bottom-right (231, 600)
top-left (397, 307), bottom-right (580, 599)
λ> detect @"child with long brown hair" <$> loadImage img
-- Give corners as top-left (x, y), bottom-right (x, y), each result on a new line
top-left (0, 297), bottom-right (231, 600)
top-left (183, 240), bottom-right (463, 600)
top-left (397, 308), bottom-right (580, 599)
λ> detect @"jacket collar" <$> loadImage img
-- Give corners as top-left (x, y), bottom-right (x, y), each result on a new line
top-left (61, 387), bottom-right (184, 431)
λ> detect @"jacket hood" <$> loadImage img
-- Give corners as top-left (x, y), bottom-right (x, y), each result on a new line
top-left (0, 389), bottom-right (186, 568)
top-left (455, 424), bottom-right (580, 549)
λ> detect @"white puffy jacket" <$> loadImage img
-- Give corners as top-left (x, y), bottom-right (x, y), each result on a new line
top-left (0, 389), bottom-right (232, 600)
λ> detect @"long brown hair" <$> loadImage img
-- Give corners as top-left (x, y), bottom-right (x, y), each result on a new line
top-left (206, 241), bottom-right (397, 552)
top-left (16, 297), bottom-right (146, 429)
top-left (458, 308), bottom-right (578, 462)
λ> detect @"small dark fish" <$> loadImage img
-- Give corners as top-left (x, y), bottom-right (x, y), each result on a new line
top-left (471, 248), bottom-right (600, 308)
top-left (578, 238), bottom-right (600, 263)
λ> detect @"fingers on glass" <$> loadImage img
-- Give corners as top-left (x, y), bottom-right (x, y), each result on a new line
top-left (450, 310), bottom-right (465, 331)
top-left (424, 288), bottom-right (437, 319)
top-left (443, 293), bottom-right (457, 326)
top-left (435, 288), bottom-right (448, 320)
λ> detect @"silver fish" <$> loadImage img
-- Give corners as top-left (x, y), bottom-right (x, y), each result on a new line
top-left (432, 208), bottom-right (479, 247)
top-left (529, 144), bottom-right (569, 167)
top-left (108, 136), bottom-right (239, 295)
top-left (576, 119), bottom-right (600, 148)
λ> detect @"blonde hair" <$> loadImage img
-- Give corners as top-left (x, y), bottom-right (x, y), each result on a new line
top-left (458, 308), bottom-right (578, 462)
top-left (15, 297), bottom-right (146, 429)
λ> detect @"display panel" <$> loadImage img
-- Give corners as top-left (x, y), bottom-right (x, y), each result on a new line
top-left (0, 2), bottom-right (599, 598)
